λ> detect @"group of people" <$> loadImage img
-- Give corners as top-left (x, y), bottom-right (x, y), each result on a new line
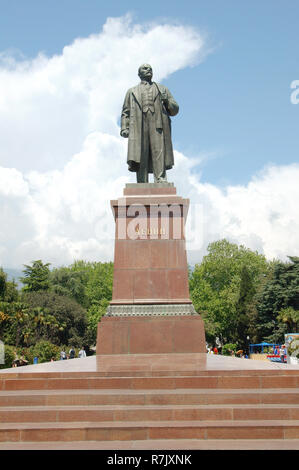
top-left (207, 346), bottom-right (219, 355)
top-left (273, 344), bottom-right (287, 362)
top-left (206, 345), bottom-right (249, 358)
top-left (59, 346), bottom-right (86, 361)
top-left (12, 351), bottom-right (29, 368)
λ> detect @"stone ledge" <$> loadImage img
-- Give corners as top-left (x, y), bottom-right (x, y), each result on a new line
top-left (105, 303), bottom-right (197, 317)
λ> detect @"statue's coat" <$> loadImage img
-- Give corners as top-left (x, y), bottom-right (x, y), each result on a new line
top-left (121, 82), bottom-right (179, 173)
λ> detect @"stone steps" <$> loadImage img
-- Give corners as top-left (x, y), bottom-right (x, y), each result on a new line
top-left (1, 438), bottom-right (299, 450)
top-left (1, 419), bottom-right (299, 442)
top-left (1, 403), bottom-right (299, 423)
top-left (1, 354), bottom-right (299, 449)
top-left (1, 374), bottom-right (299, 391)
top-left (1, 387), bottom-right (299, 406)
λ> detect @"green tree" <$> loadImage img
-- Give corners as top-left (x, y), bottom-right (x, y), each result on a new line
top-left (277, 307), bottom-right (299, 332)
top-left (0, 344), bottom-right (16, 369)
top-left (29, 340), bottom-right (60, 363)
top-left (189, 239), bottom-right (270, 348)
top-left (0, 268), bottom-right (7, 299)
top-left (49, 261), bottom-right (113, 344)
top-left (0, 301), bottom-right (31, 346)
top-left (255, 257), bottom-right (299, 343)
top-left (21, 260), bottom-right (51, 292)
top-left (50, 266), bottom-right (88, 307)
top-left (23, 291), bottom-right (87, 347)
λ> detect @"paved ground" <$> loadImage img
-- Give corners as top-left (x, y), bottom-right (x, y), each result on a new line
top-left (1, 353), bottom-right (299, 375)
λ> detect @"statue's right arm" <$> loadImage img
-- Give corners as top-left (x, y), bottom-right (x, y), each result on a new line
top-left (120, 90), bottom-right (130, 138)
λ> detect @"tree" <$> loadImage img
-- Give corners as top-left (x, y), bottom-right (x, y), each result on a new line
top-left (21, 260), bottom-right (51, 292)
top-left (189, 239), bottom-right (270, 348)
top-left (49, 261), bottom-right (113, 344)
top-left (50, 266), bottom-right (88, 307)
top-left (255, 257), bottom-right (299, 343)
top-left (23, 291), bottom-right (87, 346)
top-left (0, 301), bottom-right (31, 346)
top-left (277, 307), bottom-right (299, 332)
top-left (0, 268), bottom-right (7, 299)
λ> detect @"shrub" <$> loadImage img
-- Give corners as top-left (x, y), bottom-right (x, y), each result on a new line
top-left (222, 343), bottom-right (237, 356)
top-left (30, 340), bottom-right (60, 363)
top-left (0, 344), bottom-right (16, 369)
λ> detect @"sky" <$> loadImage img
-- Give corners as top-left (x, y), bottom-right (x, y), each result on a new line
top-left (0, 0), bottom-right (298, 270)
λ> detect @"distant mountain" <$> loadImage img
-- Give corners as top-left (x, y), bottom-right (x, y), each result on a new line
top-left (3, 268), bottom-right (23, 288)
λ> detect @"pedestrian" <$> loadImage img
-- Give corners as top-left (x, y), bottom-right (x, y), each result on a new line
top-left (60, 350), bottom-right (67, 360)
top-left (12, 350), bottom-right (20, 368)
top-left (69, 346), bottom-right (75, 359)
top-left (78, 347), bottom-right (86, 358)
top-left (280, 345), bottom-right (287, 363)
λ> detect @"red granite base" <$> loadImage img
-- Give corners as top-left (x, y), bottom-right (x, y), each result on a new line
top-left (96, 315), bottom-right (206, 355)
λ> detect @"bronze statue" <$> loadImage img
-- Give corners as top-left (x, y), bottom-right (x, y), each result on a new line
top-left (120, 64), bottom-right (179, 183)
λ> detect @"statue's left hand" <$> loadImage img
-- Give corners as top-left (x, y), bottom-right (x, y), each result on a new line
top-left (121, 129), bottom-right (129, 138)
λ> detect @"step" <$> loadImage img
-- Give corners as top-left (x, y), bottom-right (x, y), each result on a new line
top-left (1, 438), bottom-right (299, 450)
top-left (1, 403), bottom-right (299, 423)
top-left (1, 388), bottom-right (299, 407)
top-left (1, 374), bottom-right (299, 391)
top-left (1, 369), bottom-right (299, 379)
top-left (1, 420), bottom-right (299, 442)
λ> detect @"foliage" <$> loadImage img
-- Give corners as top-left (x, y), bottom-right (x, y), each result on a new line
top-left (23, 291), bottom-right (87, 347)
top-left (277, 307), bottom-right (299, 332)
top-left (29, 340), bottom-right (60, 363)
top-left (189, 239), bottom-right (270, 349)
top-left (21, 260), bottom-right (51, 292)
top-left (1, 245), bottom-right (298, 355)
top-left (50, 261), bottom-right (113, 343)
top-left (0, 301), bottom-right (31, 346)
top-left (255, 257), bottom-right (299, 343)
top-left (0, 268), bottom-right (7, 299)
top-left (50, 266), bottom-right (88, 307)
top-left (0, 344), bottom-right (16, 369)
top-left (221, 343), bottom-right (237, 356)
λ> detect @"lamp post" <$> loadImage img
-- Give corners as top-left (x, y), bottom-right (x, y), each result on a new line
top-left (247, 336), bottom-right (250, 358)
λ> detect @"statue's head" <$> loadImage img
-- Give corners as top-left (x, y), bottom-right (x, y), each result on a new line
top-left (138, 64), bottom-right (153, 81)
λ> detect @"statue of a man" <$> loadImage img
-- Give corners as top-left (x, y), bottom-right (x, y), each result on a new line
top-left (120, 64), bottom-right (179, 183)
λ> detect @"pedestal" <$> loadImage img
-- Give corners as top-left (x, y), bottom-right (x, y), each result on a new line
top-left (96, 183), bottom-right (206, 354)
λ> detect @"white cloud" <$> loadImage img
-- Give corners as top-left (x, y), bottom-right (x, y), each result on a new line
top-left (0, 14), bottom-right (298, 269)
top-left (183, 163), bottom-right (299, 263)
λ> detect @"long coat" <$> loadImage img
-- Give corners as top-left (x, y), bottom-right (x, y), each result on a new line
top-left (120, 82), bottom-right (179, 173)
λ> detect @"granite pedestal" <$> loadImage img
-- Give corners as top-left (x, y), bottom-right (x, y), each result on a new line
top-left (96, 183), bottom-right (206, 355)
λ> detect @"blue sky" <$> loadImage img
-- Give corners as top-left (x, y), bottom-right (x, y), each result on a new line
top-left (0, 1), bottom-right (298, 269)
top-left (1, 0), bottom-right (298, 186)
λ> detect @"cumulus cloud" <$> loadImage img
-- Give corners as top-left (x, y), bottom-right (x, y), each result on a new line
top-left (183, 163), bottom-right (299, 263)
top-left (0, 14), bottom-right (298, 269)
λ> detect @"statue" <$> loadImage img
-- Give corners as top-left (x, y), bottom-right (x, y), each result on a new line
top-left (120, 64), bottom-right (179, 183)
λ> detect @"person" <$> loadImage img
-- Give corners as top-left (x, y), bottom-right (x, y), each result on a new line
top-left (60, 350), bottom-right (67, 360)
top-left (120, 64), bottom-right (179, 183)
top-left (78, 347), bottom-right (86, 358)
top-left (69, 346), bottom-right (75, 359)
top-left (280, 345), bottom-right (286, 363)
top-left (12, 350), bottom-right (20, 367)
top-left (19, 355), bottom-right (29, 366)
